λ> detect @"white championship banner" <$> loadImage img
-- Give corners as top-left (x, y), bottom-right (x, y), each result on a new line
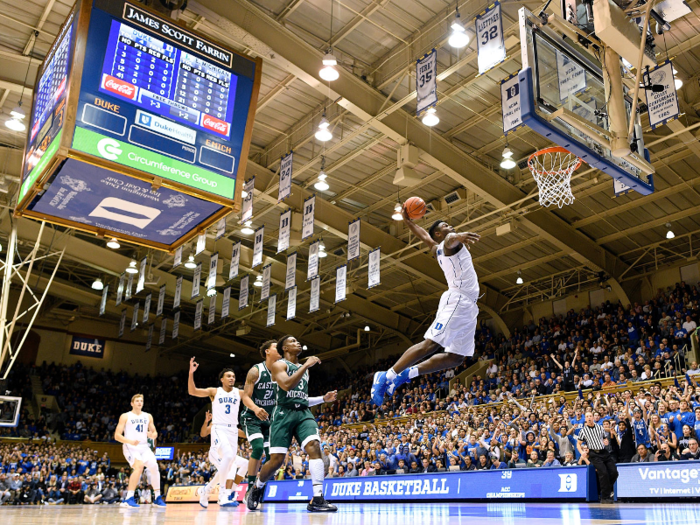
top-left (172, 311), bottom-right (180, 339)
top-left (159, 318), bottom-right (167, 345)
top-left (100, 286), bottom-right (108, 316)
top-left (308, 241), bottom-right (319, 280)
top-left (208, 295), bottom-right (216, 325)
top-left (125, 273), bottom-right (133, 301)
top-left (191, 263), bottom-right (202, 299)
top-left (278, 209), bottom-right (291, 253)
top-left (416, 49), bottom-right (437, 116)
top-left (476, 2), bottom-right (506, 74)
top-left (131, 302), bottom-right (139, 332)
top-left (261, 264), bottom-right (272, 301)
top-left (286, 252), bottom-right (297, 290)
top-left (348, 219), bottom-right (361, 261)
top-left (302, 195), bottom-right (315, 240)
top-left (287, 286), bottom-right (297, 320)
top-left (229, 242), bottom-right (241, 280)
top-left (174, 276), bottom-right (182, 309)
top-left (222, 287), bottom-right (231, 319)
top-left (143, 293), bottom-right (151, 323)
top-left (239, 275), bottom-right (249, 310)
top-left (116, 273), bottom-right (125, 306)
top-left (157, 284), bottom-right (166, 316)
top-left (207, 252), bottom-right (218, 291)
top-left (252, 226), bottom-right (264, 268)
top-left (644, 60), bottom-right (680, 130)
top-left (173, 245), bottom-right (182, 268)
top-left (310, 276), bottom-right (320, 313)
top-left (500, 73), bottom-right (522, 135)
top-left (336, 265), bottom-right (347, 303)
top-left (119, 309), bottom-right (126, 338)
top-left (215, 217), bottom-right (226, 240)
top-left (368, 247), bottom-right (381, 288)
top-left (241, 177), bottom-right (255, 222)
top-left (136, 257), bottom-right (147, 294)
top-left (267, 294), bottom-right (277, 327)
top-left (146, 324), bottom-right (153, 351)
top-left (194, 299), bottom-right (203, 331)
top-left (279, 152), bottom-right (293, 202)
top-left (196, 232), bottom-right (206, 255)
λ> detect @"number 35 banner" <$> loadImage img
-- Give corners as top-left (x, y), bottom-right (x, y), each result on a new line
top-left (416, 49), bottom-right (437, 116)
top-left (476, 2), bottom-right (506, 75)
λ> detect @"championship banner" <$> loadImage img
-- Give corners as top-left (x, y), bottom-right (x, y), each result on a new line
top-left (125, 273), bottom-right (133, 301)
top-left (239, 275), bottom-right (249, 310)
top-left (136, 257), bottom-right (147, 294)
top-left (476, 2), bottom-right (506, 74)
top-left (194, 299), bottom-right (203, 331)
top-left (146, 324), bottom-right (153, 351)
top-left (556, 50), bottom-right (586, 101)
top-left (287, 286), bottom-right (297, 320)
top-left (174, 276), bottom-right (183, 309)
top-left (279, 152), bottom-right (293, 202)
top-left (69, 336), bottom-right (105, 358)
top-left (310, 276), bottom-right (320, 313)
top-left (261, 264), bottom-right (272, 301)
top-left (416, 49), bottom-right (437, 116)
top-left (207, 252), bottom-right (218, 291)
top-left (241, 177), bottom-right (255, 222)
top-left (335, 265), bottom-right (347, 303)
top-left (308, 241), bottom-right (319, 280)
top-left (286, 252), bottom-right (297, 290)
top-left (208, 295), bottom-right (216, 325)
top-left (277, 209), bottom-right (291, 253)
top-left (215, 217), bottom-right (226, 240)
top-left (347, 219), bottom-right (361, 261)
top-left (252, 226), bottom-right (264, 268)
top-left (501, 73), bottom-right (523, 135)
top-left (99, 285), bottom-right (108, 316)
top-left (131, 302), bottom-right (139, 332)
top-left (173, 246), bottom-right (182, 268)
top-left (159, 318), bottom-right (167, 345)
top-left (267, 294), bottom-right (276, 327)
top-left (119, 309), bottom-right (126, 338)
top-left (302, 195), bottom-right (315, 240)
top-left (157, 285), bottom-right (166, 316)
top-left (191, 262), bottom-right (202, 299)
top-left (143, 293), bottom-right (152, 323)
top-left (196, 232), bottom-right (207, 255)
top-left (222, 287), bottom-right (231, 318)
top-left (229, 241), bottom-right (241, 280)
top-left (116, 273), bottom-right (125, 306)
top-left (172, 311), bottom-right (180, 339)
top-left (644, 60), bottom-right (680, 130)
top-left (368, 247), bottom-right (381, 288)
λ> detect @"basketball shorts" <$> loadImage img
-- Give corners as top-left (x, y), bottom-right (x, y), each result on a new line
top-left (269, 407), bottom-right (319, 454)
top-left (242, 416), bottom-right (271, 453)
top-left (209, 426), bottom-right (238, 469)
top-left (122, 443), bottom-right (156, 467)
top-left (424, 290), bottom-right (478, 357)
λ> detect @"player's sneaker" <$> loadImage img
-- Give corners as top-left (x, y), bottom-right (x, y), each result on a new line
top-left (386, 368), bottom-right (411, 396)
top-left (246, 483), bottom-right (265, 510)
top-left (220, 500), bottom-right (239, 507)
top-left (307, 496), bottom-right (338, 512)
top-left (371, 371), bottom-right (388, 406)
top-left (120, 497), bottom-right (140, 508)
top-left (153, 495), bottom-right (166, 507)
top-left (199, 486), bottom-right (211, 508)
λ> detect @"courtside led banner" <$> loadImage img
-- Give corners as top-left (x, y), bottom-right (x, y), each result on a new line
top-left (617, 461), bottom-right (700, 499)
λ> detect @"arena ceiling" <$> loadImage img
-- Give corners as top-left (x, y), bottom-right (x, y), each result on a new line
top-left (1, 0), bottom-right (700, 366)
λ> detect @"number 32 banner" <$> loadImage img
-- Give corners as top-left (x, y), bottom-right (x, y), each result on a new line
top-left (476, 2), bottom-right (506, 75)
top-left (416, 49), bottom-right (437, 116)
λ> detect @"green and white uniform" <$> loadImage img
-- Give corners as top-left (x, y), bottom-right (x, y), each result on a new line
top-left (239, 362), bottom-right (275, 455)
top-left (269, 359), bottom-right (320, 454)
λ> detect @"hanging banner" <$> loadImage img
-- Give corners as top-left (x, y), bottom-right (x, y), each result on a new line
top-left (368, 247), bottom-right (381, 288)
top-left (267, 294), bottom-right (277, 327)
top-left (476, 2), bottom-right (506, 74)
top-left (194, 299), bottom-right (203, 331)
top-left (172, 311), bottom-right (180, 339)
top-left (253, 226), bottom-right (264, 268)
top-left (208, 295), bottom-right (216, 325)
top-left (191, 262), bottom-right (202, 299)
top-left (143, 293), bottom-right (152, 323)
top-left (644, 60), bottom-right (680, 130)
top-left (335, 265), bottom-right (347, 303)
top-left (159, 318), bottom-right (167, 345)
top-left (157, 285), bottom-right (166, 316)
top-left (119, 309), bottom-right (126, 338)
top-left (173, 246), bottom-right (183, 268)
top-left (301, 195), bottom-right (315, 240)
top-left (146, 324), bottom-right (153, 351)
top-left (241, 177), bottom-right (255, 222)
top-left (131, 302), bottom-right (140, 332)
top-left (347, 219), bottom-right (361, 261)
top-left (261, 264), bottom-right (272, 301)
top-left (125, 273), bottom-right (133, 301)
top-left (229, 242), bottom-right (241, 280)
top-left (277, 209), bottom-right (292, 253)
top-left (216, 218), bottom-right (226, 240)
top-left (174, 276), bottom-right (183, 309)
top-left (310, 276), bottom-right (320, 313)
top-left (286, 252), bottom-right (297, 290)
top-left (70, 336), bottom-right (105, 358)
top-left (208, 252), bottom-right (219, 291)
top-left (279, 152), bottom-right (293, 202)
top-left (116, 273), bottom-right (125, 306)
top-left (556, 50), bottom-right (586, 101)
top-left (287, 286), bottom-right (297, 320)
top-left (196, 232), bottom-right (207, 255)
top-left (136, 257), bottom-right (147, 294)
top-left (500, 73), bottom-right (523, 135)
top-left (100, 285), bottom-right (108, 316)
top-left (308, 241), bottom-right (319, 281)
top-left (239, 275), bottom-right (249, 310)
top-left (222, 287), bottom-right (231, 318)
top-left (416, 49), bottom-right (438, 116)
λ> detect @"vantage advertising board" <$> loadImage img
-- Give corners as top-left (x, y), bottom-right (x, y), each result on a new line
top-left (617, 461), bottom-right (700, 499)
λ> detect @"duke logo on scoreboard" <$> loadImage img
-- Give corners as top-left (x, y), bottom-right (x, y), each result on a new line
top-left (558, 473), bottom-right (577, 492)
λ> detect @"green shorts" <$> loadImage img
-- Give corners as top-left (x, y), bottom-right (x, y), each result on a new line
top-left (241, 417), bottom-right (271, 446)
top-left (269, 406), bottom-right (319, 454)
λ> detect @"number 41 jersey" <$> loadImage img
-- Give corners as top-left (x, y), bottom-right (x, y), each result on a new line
top-left (240, 362), bottom-right (276, 422)
top-left (212, 386), bottom-right (241, 428)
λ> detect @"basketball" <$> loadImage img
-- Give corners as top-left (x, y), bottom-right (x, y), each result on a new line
top-left (404, 196), bottom-right (426, 219)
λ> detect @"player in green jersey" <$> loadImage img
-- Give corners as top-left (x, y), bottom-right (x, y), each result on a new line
top-left (247, 335), bottom-right (337, 513)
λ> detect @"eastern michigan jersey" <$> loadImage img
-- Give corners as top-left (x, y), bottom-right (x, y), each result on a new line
top-left (436, 240), bottom-right (479, 299)
top-left (240, 362), bottom-right (276, 421)
top-left (212, 386), bottom-right (241, 428)
top-left (124, 411), bottom-right (150, 445)
top-left (276, 359), bottom-right (309, 409)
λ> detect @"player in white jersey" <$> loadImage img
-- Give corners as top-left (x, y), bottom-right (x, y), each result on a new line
top-left (371, 207), bottom-right (481, 406)
top-left (188, 357), bottom-right (243, 508)
top-left (114, 394), bottom-right (166, 508)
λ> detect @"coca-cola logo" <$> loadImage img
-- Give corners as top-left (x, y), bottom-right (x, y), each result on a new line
top-left (202, 115), bottom-right (229, 134)
top-left (103, 75), bottom-right (137, 99)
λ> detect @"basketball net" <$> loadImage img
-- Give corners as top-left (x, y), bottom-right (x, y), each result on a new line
top-left (527, 147), bottom-right (581, 208)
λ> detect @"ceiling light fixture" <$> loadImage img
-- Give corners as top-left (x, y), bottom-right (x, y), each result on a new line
top-left (230, 353), bottom-right (236, 358)
top-left (241, 221), bottom-right (255, 235)
top-left (673, 68), bottom-right (683, 90)
top-left (320, 51), bottom-right (339, 81)
top-left (207, 288), bottom-right (217, 296)
top-left (392, 202), bottom-right (403, 221)
top-left (516, 270), bottom-right (523, 285)
top-left (448, 2), bottom-right (470, 49)
top-left (666, 223), bottom-right (675, 239)
top-left (106, 238), bottom-right (120, 249)
top-left (91, 278), bottom-right (104, 291)
top-left (364, 325), bottom-right (370, 332)
top-left (126, 260), bottom-right (139, 274)
top-left (302, 345), bottom-right (308, 351)
top-left (184, 254), bottom-right (197, 269)
top-left (315, 112), bottom-right (333, 142)
top-left (314, 156), bottom-right (330, 191)
top-left (5, 118), bottom-right (25, 132)
top-left (421, 107), bottom-right (439, 127)
top-left (500, 145), bottom-right (517, 169)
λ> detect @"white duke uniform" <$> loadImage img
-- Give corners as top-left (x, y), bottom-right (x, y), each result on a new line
top-left (122, 411), bottom-right (157, 466)
top-left (209, 387), bottom-right (241, 471)
top-left (424, 240), bottom-right (479, 357)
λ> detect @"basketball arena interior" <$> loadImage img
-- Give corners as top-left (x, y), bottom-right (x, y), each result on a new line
top-left (1, 0), bottom-right (700, 523)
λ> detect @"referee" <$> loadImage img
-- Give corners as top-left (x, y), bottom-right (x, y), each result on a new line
top-left (576, 411), bottom-right (618, 503)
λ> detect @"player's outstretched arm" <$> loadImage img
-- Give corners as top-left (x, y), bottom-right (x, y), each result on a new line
top-left (188, 357), bottom-right (217, 398)
top-left (270, 356), bottom-right (320, 391)
top-left (241, 366), bottom-right (269, 421)
top-left (444, 231), bottom-right (481, 250)
top-left (401, 205), bottom-right (438, 256)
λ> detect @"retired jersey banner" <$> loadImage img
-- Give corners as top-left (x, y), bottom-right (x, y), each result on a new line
top-left (157, 285), bottom-right (166, 316)
top-left (207, 252), bottom-right (219, 291)
top-left (116, 273), bottom-right (125, 306)
top-left (335, 265), bottom-right (347, 303)
top-left (286, 252), bottom-right (297, 291)
top-left (241, 177), bottom-right (255, 222)
top-left (146, 324), bottom-right (154, 351)
top-left (347, 219), bottom-right (361, 261)
top-left (302, 195), bottom-right (315, 240)
top-left (119, 309), bottom-right (126, 338)
top-left (501, 73), bottom-right (522, 135)
top-left (368, 247), bottom-right (381, 288)
top-left (194, 299), bottom-right (203, 331)
top-left (267, 294), bottom-right (277, 327)
top-left (261, 264), bottom-right (272, 301)
top-left (208, 295), bottom-right (216, 325)
top-left (131, 302), bottom-right (140, 332)
top-left (279, 152), bottom-right (293, 202)
top-left (136, 257), bottom-right (147, 294)
top-left (222, 287), bottom-right (231, 318)
top-left (100, 285), bottom-right (108, 316)
top-left (253, 226), bottom-right (264, 268)
top-left (173, 246), bottom-right (183, 268)
top-left (215, 218), bottom-right (226, 240)
top-left (239, 275), bottom-right (249, 310)
top-left (644, 61), bottom-right (680, 130)
top-left (159, 318), bottom-right (167, 345)
top-left (125, 273), bottom-right (133, 300)
top-left (174, 276), bottom-right (183, 309)
top-left (172, 311), bottom-right (180, 339)
top-left (476, 2), bottom-right (506, 74)
top-left (308, 241), bottom-right (319, 281)
top-left (287, 286), bottom-right (297, 320)
top-left (143, 293), bottom-right (152, 323)
top-left (310, 276), bottom-right (320, 313)
top-left (196, 232), bottom-right (207, 255)
top-left (229, 242), bottom-right (241, 280)
top-left (416, 49), bottom-right (437, 115)
top-left (278, 209), bottom-right (291, 253)
top-left (191, 262), bottom-right (202, 299)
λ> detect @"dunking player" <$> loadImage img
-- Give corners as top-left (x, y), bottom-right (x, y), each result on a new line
top-left (247, 335), bottom-right (337, 512)
top-left (188, 357), bottom-right (241, 508)
top-left (239, 340), bottom-right (280, 495)
top-left (371, 208), bottom-right (481, 406)
top-left (114, 394), bottom-right (166, 507)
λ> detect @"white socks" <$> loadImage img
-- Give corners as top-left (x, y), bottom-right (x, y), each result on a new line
top-left (255, 478), bottom-right (265, 489)
top-left (386, 368), bottom-right (397, 382)
top-left (153, 490), bottom-right (160, 498)
top-left (126, 491), bottom-right (135, 499)
top-left (409, 366), bottom-right (420, 379)
top-left (310, 458), bottom-right (324, 497)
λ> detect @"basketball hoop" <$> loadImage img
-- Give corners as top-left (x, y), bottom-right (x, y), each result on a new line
top-left (528, 147), bottom-right (582, 208)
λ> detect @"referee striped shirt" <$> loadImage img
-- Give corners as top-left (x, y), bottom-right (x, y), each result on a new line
top-left (576, 423), bottom-right (607, 452)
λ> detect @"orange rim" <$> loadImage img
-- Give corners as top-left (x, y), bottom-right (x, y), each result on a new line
top-left (528, 146), bottom-right (582, 175)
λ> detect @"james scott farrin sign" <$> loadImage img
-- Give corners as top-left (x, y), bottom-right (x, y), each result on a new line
top-left (263, 467), bottom-right (591, 502)
top-left (69, 336), bottom-right (106, 358)
top-left (617, 461), bottom-right (700, 499)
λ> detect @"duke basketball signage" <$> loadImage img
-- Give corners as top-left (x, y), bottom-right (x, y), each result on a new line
top-left (69, 336), bottom-right (106, 358)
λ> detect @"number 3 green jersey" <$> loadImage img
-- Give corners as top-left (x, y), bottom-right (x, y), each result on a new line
top-left (276, 359), bottom-right (309, 409)
top-left (240, 362), bottom-right (276, 421)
